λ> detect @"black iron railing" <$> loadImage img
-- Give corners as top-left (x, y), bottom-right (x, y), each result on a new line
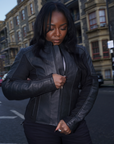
top-left (0, 37), bottom-right (5, 42)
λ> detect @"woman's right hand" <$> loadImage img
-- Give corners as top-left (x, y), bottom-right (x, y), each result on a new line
top-left (52, 74), bottom-right (66, 89)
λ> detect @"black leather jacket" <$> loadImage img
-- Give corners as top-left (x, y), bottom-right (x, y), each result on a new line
top-left (2, 42), bottom-right (98, 132)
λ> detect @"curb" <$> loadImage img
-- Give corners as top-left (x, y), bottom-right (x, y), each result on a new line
top-left (100, 85), bottom-right (114, 88)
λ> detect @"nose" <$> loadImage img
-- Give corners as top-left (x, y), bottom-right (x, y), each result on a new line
top-left (55, 28), bottom-right (60, 37)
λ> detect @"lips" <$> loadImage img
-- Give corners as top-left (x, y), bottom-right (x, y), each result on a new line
top-left (53, 39), bottom-right (60, 43)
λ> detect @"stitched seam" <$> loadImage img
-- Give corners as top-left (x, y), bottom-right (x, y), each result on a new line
top-left (67, 46), bottom-right (97, 123)
top-left (68, 78), bottom-right (96, 124)
top-left (79, 46), bottom-right (96, 76)
top-left (76, 81), bottom-right (94, 117)
top-left (75, 55), bottom-right (97, 117)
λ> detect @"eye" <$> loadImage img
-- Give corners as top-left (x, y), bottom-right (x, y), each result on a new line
top-left (50, 28), bottom-right (54, 31)
top-left (60, 27), bottom-right (67, 30)
top-left (46, 26), bottom-right (54, 31)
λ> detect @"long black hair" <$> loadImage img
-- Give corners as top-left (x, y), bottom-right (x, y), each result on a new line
top-left (31, 1), bottom-right (77, 56)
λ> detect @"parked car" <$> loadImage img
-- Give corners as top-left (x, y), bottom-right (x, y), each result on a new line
top-left (97, 73), bottom-right (104, 87)
top-left (0, 76), bottom-right (3, 86)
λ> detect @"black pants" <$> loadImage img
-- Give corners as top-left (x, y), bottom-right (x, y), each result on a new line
top-left (23, 120), bottom-right (92, 144)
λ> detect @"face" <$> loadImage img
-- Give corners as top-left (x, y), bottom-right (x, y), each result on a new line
top-left (45, 11), bottom-right (67, 45)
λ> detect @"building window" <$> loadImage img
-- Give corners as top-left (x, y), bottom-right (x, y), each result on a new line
top-left (105, 70), bottom-right (111, 79)
top-left (23, 26), bottom-right (26, 37)
top-left (21, 10), bottom-right (25, 20)
top-left (89, 11), bottom-right (97, 30)
top-left (30, 3), bottom-right (34, 15)
top-left (17, 31), bottom-right (21, 41)
top-left (70, 9), bottom-right (80, 21)
top-left (92, 41), bottom-right (100, 59)
top-left (11, 50), bottom-right (16, 58)
top-left (10, 20), bottom-right (13, 29)
top-left (32, 21), bottom-right (34, 30)
top-left (16, 16), bottom-right (19, 25)
top-left (11, 35), bottom-right (14, 42)
top-left (25, 43), bottom-right (28, 47)
top-left (96, 71), bottom-right (101, 75)
top-left (102, 40), bottom-right (109, 58)
top-left (99, 10), bottom-right (106, 26)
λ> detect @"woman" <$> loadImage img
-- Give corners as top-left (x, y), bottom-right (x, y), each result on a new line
top-left (2, 2), bottom-right (98, 144)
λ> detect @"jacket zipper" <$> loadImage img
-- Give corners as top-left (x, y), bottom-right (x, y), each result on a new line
top-left (59, 56), bottom-right (67, 121)
top-left (52, 46), bottom-right (62, 123)
top-left (52, 46), bottom-right (67, 123)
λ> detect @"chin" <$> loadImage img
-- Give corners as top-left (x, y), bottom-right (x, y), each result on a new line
top-left (53, 42), bottom-right (61, 45)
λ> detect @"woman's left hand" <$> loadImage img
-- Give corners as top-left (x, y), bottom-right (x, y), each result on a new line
top-left (55, 120), bottom-right (71, 135)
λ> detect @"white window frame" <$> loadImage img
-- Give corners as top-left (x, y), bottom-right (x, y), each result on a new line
top-left (17, 31), bottom-right (21, 41)
top-left (30, 3), bottom-right (34, 15)
top-left (21, 10), bottom-right (25, 20)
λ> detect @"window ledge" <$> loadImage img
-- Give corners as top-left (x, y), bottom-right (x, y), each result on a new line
top-left (92, 57), bottom-right (111, 62)
top-left (87, 26), bottom-right (108, 34)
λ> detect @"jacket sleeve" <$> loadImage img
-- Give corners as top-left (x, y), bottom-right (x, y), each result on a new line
top-left (63, 46), bottom-right (99, 132)
top-left (2, 48), bottom-right (56, 100)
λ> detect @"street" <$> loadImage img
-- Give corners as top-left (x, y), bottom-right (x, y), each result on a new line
top-left (0, 87), bottom-right (28, 144)
top-left (0, 87), bottom-right (114, 144)
top-left (86, 87), bottom-right (114, 144)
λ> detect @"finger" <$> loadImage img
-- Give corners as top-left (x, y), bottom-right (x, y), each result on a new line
top-left (55, 123), bottom-right (60, 131)
top-left (60, 77), bottom-right (65, 82)
top-left (61, 77), bottom-right (66, 81)
top-left (58, 83), bottom-right (62, 88)
top-left (63, 130), bottom-right (71, 135)
top-left (66, 130), bottom-right (71, 134)
top-left (60, 79), bottom-right (66, 85)
top-left (61, 82), bottom-right (65, 86)
top-left (56, 83), bottom-right (62, 89)
top-left (57, 84), bottom-right (63, 89)
top-left (62, 77), bottom-right (66, 82)
top-left (27, 78), bottom-right (31, 80)
top-left (56, 82), bottom-right (62, 87)
top-left (60, 81), bottom-right (63, 85)
top-left (62, 75), bottom-right (66, 79)
top-left (62, 80), bottom-right (66, 84)
top-left (56, 86), bottom-right (60, 89)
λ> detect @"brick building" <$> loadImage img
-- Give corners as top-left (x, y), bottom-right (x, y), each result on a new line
top-left (108, 0), bottom-right (114, 41)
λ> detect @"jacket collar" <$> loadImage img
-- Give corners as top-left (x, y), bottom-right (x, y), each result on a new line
top-left (45, 41), bottom-right (53, 47)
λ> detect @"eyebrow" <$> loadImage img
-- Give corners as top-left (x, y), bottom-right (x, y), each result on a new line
top-left (47, 23), bottom-right (67, 26)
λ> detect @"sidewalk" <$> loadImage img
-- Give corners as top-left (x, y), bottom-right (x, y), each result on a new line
top-left (101, 80), bottom-right (114, 87)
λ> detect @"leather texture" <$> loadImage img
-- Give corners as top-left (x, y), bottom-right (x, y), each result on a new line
top-left (2, 42), bottom-right (99, 132)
